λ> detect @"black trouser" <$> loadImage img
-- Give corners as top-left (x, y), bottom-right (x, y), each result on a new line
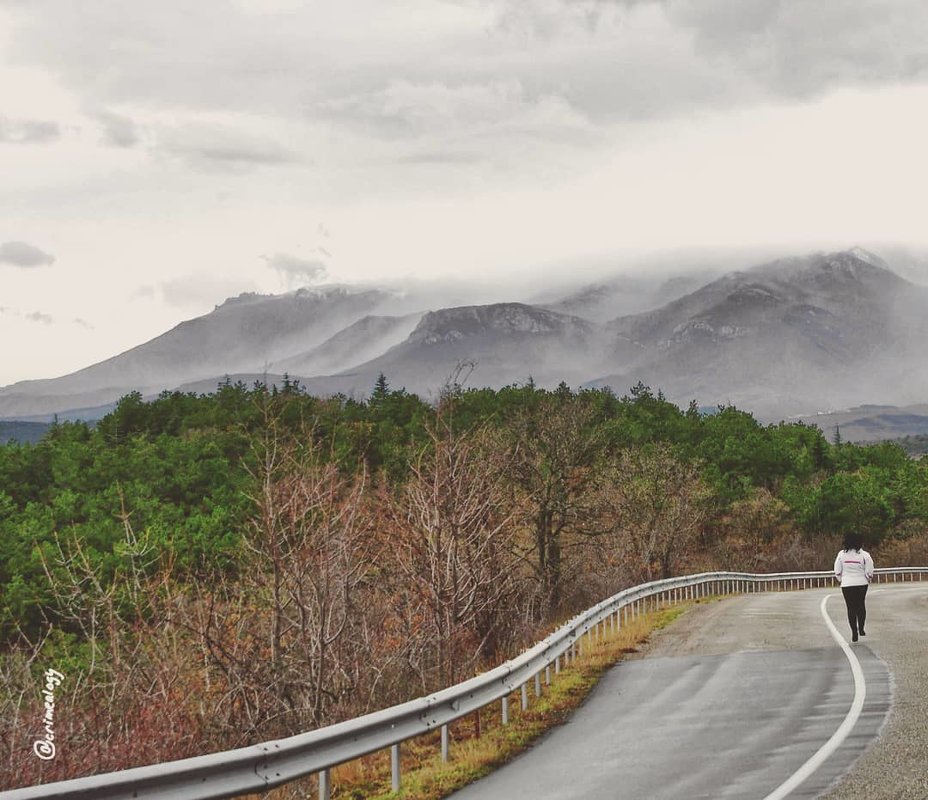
top-left (841, 585), bottom-right (868, 634)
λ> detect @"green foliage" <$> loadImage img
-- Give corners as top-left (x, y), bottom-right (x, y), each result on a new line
top-left (2, 380), bottom-right (926, 650)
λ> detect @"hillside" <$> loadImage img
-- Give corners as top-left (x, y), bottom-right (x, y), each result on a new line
top-left (590, 249), bottom-right (928, 416)
top-left (0, 420), bottom-right (50, 444)
top-left (270, 313), bottom-right (424, 377)
top-left (0, 286), bottom-right (396, 418)
top-left (301, 303), bottom-right (610, 398)
top-left (4, 248), bottom-right (928, 423)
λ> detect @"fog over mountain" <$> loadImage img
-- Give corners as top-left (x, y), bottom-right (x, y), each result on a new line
top-left (593, 248), bottom-right (928, 416)
top-left (270, 313), bottom-right (425, 379)
top-left (4, 247), bottom-right (928, 432)
top-left (301, 303), bottom-right (606, 401)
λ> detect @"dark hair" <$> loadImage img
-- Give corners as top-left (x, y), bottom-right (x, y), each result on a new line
top-left (843, 533), bottom-right (863, 552)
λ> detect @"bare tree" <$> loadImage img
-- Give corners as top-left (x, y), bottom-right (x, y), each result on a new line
top-left (387, 408), bottom-right (519, 688)
top-left (196, 411), bottom-right (378, 737)
top-left (604, 443), bottom-right (711, 582)
top-left (506, 389), bottom-right (607, 617)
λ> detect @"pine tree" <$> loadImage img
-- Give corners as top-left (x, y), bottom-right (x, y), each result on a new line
top-left (372, 373), bottom-right (390, 402)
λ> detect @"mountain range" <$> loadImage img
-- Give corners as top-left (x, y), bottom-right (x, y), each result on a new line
top-left (4, 247), bottom-right (928, 431)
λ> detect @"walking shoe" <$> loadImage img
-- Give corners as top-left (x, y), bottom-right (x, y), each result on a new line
top-left (859, 628), bottom-right (866, 636)
top-left (852, 631), bottom-right (859, 642)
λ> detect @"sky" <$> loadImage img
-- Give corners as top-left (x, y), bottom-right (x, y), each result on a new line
top-left (3, 0), bottom-right (928, 385)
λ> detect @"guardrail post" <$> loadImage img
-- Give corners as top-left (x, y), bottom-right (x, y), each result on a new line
top-left (391, 744), bottom-right (401, 793)
top-left (535, 671), bottom-right (542, 697)
top-left (441, 724), bottom-right (450, 762)
top-left (319, 768), bottom-right (331, 800)
top-left (555, 655), bottom-right (561, 674)
top-left (521, 683), bottom-right (529, 711)
top-left (502, 695), bottom-right (509, 724)
top-left (546, 663), bottom-right (552, 683)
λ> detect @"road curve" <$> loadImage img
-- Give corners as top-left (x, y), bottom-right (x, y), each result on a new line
top-left (448, 585), bottom-right (928, 800)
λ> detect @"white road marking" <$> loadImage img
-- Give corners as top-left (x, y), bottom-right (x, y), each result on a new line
top-left (761, 593), bottom-right (867, 800)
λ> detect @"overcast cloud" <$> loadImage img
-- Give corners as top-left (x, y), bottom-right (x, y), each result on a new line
top-left (156, 122), bottom-right (300, 170)
top-left (2, 0), bottom-right (928, 384)
top-left (0, 115), bottom-right (60, 144)
top-left (265, 253), bottom-right (329, 288)
top-left (155, 275), bottom-right (262, 309)
top-left (93, 109), bottom-right (140, 148)
top-left (25, 310), bottom-right (54, 324)
top-left (0, 240), bottom-right (56, 267)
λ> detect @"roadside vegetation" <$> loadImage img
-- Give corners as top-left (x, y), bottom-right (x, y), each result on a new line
top-left (302, 606), bottom-right (687, 800)
top-left (2, 375), bottom-right (927, 790)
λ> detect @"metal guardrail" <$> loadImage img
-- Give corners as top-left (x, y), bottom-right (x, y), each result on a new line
top-left (4, 566), bottom-right (926, 800)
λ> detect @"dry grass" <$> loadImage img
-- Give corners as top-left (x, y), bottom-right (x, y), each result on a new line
top-left (262, 599), bottom-right (697, 800)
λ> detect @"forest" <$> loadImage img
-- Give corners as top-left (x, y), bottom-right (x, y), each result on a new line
top-left (2, 375), bottom-right (927, 788)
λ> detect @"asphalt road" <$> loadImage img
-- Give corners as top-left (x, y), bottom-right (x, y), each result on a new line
top-left (449, 585), bottom-right (928, 800)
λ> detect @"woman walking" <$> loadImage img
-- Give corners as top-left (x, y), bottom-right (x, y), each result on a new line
top-left (834, 533), bottom-right (874, 642)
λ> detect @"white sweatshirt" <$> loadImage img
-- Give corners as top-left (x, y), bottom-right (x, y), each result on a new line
top-left (834, 548), bottom-right (874, 587)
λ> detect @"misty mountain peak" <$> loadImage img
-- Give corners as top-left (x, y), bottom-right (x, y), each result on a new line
top-left (215, 291), bottom-right (271, 310)
top-left (847, 246), bottom-right (887, 268)
top-left (410, 303), bottom-right (592, 345)
top-left (747, 248), bottom-right (903, 288)
top-left (6, 246), bottom-right (928, 424)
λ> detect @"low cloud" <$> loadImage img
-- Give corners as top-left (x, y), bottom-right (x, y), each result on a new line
top-left (264, 253), bottom-right (328, 288)
top-left (317, 78), bottom-right (592, 147)
top-left (158, 275), bottom-right (260, 309)
top-left (73, 317), bottom-right (94, 329)
top-left (158, 123), bottom-right (298, 170)
top-left (132, 285), bottom-right (157, 300)
top-left (25, 311), bottom-right (54, 324)
top-left (0, 116), bottom-right (60, 144)
top-left (0, 241), bottom-right (56, 268)
top-left (94, 109), bottom-right (140, 147)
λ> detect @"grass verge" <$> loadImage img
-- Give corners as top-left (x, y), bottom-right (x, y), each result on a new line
top-left (267, 600), bottom-right (697, 800)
